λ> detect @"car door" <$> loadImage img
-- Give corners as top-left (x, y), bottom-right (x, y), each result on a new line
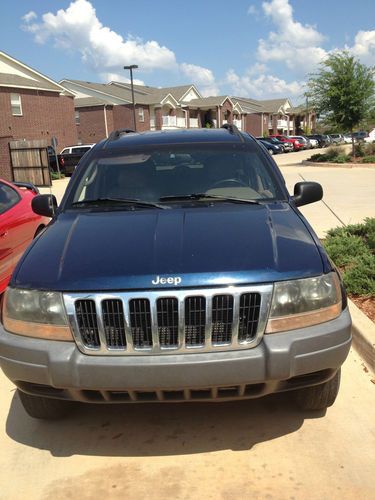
top-left (0, 182), bottom-right (22, 292)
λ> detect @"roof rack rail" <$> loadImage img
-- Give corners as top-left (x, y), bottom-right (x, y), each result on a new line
top-left (220, 123), bottom-right (245, 142)
top-left (108, 128), bottom-right (136, 140)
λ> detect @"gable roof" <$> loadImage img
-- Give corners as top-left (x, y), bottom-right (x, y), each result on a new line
top-left (0, 50), bottom-right (74, 96)
top-left (257, 98), bottom-right (291, 113)
top-left (74, 96), bottom-right (109, 108)
top-left (187, 95), bottom-right (233, 108)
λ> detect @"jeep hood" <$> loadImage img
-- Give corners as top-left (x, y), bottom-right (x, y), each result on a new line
top-left (14, 204), bottom-right (324, 291)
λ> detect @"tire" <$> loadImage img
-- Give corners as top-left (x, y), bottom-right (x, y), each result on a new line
top-left (18, 390), bottom-right (74, 420)
top-left (295, 369), bottom-right (341, 411)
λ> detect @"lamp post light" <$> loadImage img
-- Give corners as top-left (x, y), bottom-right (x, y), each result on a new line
top-left (124, 64), bottom-right (138, 131)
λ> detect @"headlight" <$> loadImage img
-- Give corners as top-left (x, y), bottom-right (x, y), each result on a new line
top-left (266, 273), bottom-right (342, 333)
top-left (2, 288), bottom-right (73, 341)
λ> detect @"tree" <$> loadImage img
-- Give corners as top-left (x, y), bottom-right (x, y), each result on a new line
top-left (306, 51), bottom-right (375, 155)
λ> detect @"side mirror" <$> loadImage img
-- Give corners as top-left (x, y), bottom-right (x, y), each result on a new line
top-left (292, 182), bottom-right (323, 207)
top-left (31, 194), bottom-right (57, 217)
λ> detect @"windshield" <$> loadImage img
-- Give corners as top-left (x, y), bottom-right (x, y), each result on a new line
top-left (69, 144), bottom-right (285, 207)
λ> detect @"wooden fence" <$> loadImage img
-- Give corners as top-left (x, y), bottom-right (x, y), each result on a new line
top-left (9, 139), bottom-right (51, 187)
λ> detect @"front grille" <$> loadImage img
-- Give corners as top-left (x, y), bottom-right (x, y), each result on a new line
top-left (65, 285), bottom-right (273, 355)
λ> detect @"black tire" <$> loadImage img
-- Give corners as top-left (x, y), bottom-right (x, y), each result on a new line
top-left (18, 390), bottom-right (74, 420)
top-left (295, 369), bottom-right (341, 411)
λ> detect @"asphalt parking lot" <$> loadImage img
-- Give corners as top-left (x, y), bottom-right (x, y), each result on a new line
top-left (1, 147), bottom-right (373, 499)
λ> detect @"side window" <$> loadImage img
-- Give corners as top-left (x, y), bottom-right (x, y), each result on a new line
top-left (11, 94), bottom-right (22, 116)
top-left (61, 148), bottom-right (70, 155)
top-left (72, 147), bottom-right (90, 155)
top-left (0, 183), bottom-right (21, 215)
top-left (138, 108), bottom-right (145, 122)
top-left (75, 110), bottom-right (80, 125)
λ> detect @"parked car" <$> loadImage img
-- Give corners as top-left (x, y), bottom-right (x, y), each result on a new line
top-left (257, 138), bottom-right (283, 155)
top-left (328, 134), bottom-right (344, 145)
top-left (307, 135), bottom-right (330, 148)
top-left (270, 135), bottom-right (303, 151)
top-left (289, 136), bottom-right (310, 149)
top-left (0, 179), bottom-right (49, 294)
top-left (306, 137), bottom-right (319, 148)
top-left (48, 144), bottom-right (95, 176)
top-left (258, 137), bottom-right (293, 153)
top-left (352, 131), bottom-right (368, 142)
top-left (60, 144), bottom-right (95, 155)
top-left (343, 135), bottom-right (352, 144)
top-left (0, 126), bottom-right (351, 419)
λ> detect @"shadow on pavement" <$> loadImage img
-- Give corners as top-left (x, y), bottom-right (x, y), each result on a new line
top-left (6, 391), bottom-right (325, 457)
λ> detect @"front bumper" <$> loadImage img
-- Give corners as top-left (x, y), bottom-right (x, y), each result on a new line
top-left (0, 309), bottom-right (352, 403)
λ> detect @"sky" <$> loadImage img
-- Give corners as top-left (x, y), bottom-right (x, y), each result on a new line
top-left (1, 0), bottom-right (375, 104)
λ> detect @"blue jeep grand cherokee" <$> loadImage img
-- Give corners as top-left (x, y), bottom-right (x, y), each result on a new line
top-left (0, 126), bottom-right (352, 419)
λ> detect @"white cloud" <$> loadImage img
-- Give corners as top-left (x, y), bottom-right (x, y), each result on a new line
top-left (102, 72), bottom-right (145, 86)
top-left (22, 11), bottom-right (37, 23)
top-left (180, 63), bottom-right (219, 96)
top-left (22, 0), bottom-right (176, 73)
top-left (257, 0), bottom-right (327, 73)
top-left (350, 30), bottom-right (375, 65)
top-left (227, 68), bottom-right (303, 99)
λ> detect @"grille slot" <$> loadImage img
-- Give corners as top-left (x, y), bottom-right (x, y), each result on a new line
top-left (211, 295), bottom-right (234, 344)
top-left (75, 299), bottom-right (100, 348)
top-left (157, 297), bottom-right (179, 347)
top-left (66, 285), bottom-right (272, 355)
top-left (185, 296), bottom-right (206, 346)
top-left (129, 298), bottom-right (153, 348)
top-left (102, 299), bottom-right (126, 348)
top-left (238, 293), bottom-right (261, 342)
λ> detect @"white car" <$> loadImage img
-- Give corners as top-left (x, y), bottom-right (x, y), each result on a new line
top-left (308, 138), bottom-right (319, 148)
top-left (343, 135), bottom-right (352, 144)
top-left (60, 144), bottom-right (95, 155)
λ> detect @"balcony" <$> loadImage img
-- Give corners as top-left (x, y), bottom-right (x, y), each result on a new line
top-left (162, 115), bottom-right (177, 127)
top-left (277, 119), bottom-right (288, 129)
top-left (189, 118), bottom-right (199, 128)
top-left (233, 119), bottom-right (242, 130)
top-left (177, 116), bottom-right (186, 128)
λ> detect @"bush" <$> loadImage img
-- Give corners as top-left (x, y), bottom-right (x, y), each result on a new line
top-left (326, 146), bottom-right (344, 160)
top-left (335, 154), bottom-right (351, 163)
top-left (324, 218), bottom-right (375, 297)
top-left (310, 153), bottom-right (325, 161)
top-left (364, 143), bottom-right (375, 155)
top-left (354, 143), bottom-right (366, 157)
top-left (51, 172), bottom-right (65, 180)
top-left (361, 155), bottom-right (375, 163)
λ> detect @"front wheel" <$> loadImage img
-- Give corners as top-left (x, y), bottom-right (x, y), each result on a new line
top-left (18, 390), bottom-right (75, 420)
top-left (295, 369), bottom-right (341, 411)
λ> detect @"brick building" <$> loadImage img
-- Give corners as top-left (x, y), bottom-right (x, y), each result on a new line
top-left (0, 51), bottom-right (77, 180)
top-left (61, 78), bottom-right (316, 143)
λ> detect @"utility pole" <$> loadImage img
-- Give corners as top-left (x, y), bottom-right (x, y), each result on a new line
top-left (124, 64), bottom-right (138, 131)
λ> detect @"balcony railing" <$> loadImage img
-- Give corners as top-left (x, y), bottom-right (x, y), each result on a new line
top-left (277, 119), bottom-right (288, 128)
top-left (177, 116), bottom-right (186, 128)
top-left (162, 115), bottom-right (177, 127)
top-left (189, 118), bottom-right (199, 128)
top-left (233, 119), bottom-right (242, 130)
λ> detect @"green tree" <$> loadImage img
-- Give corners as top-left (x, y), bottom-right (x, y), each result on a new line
top-left (306, 52), bottom-right (375, 155)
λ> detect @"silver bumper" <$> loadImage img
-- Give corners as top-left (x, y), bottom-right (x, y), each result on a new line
top-left (0, 309), bottom-right (351, 402)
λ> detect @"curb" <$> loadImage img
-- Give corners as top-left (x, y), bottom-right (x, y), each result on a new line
top-left (348, 299), bottom-right (375, 373)
top-left (302, 160), bottom-right (375, 168)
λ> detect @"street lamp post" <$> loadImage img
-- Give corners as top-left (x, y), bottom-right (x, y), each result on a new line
top-left (124, 64), bottom-right (138, 131)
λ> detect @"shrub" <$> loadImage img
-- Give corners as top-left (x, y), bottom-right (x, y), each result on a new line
top-left (324, 234), bottom-right (371, 267)
top-left (51, 172), bottom-right (65, 180)
top-left (354, 143), bottom-right (365, 157)
top-left (342, 254), bottom-right (375, 296)
top-left (361, 155), bottom-right (375, 163)
top-left (310, 153), bottom-right (326, 161)
top-left (326, 146), bottom-right (343, 160)
top-left (335, 154), bottom-right (350, 163)
top-left (364, 142), bottom-right (375, 155)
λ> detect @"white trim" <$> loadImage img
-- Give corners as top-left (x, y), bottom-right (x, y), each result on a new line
top-left (160, 93), bottom-right (179, 107)
top-left (0, 82), bottom-right (62, 93)
top-left (10, 93), bottom-right (22, 116)
top-left (179, 85), bottom-right (203, 102)
top-left (0, 50), bottom-right (75, 96)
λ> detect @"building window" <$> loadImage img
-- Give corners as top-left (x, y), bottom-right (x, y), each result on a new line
top-left (75, 109), bottom-right (80, 125)
top-left (138, 107), bottom-right (145, 122)
top-left (11, 94), bottom-right (22, 116)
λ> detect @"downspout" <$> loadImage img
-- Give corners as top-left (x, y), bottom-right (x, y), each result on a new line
top-left (261, 112), bottom-right (264, 136)
top-left (103, 105), bottom-right (109, 138)
top-left (182, 107), bottom-right (188, 128)
top-left (217, 106), bottom-right (221, 128)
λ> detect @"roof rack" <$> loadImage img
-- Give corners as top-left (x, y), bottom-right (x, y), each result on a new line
top-left (220, 123), bottom-right (245, 142)
top-left (108, 128), bottom-right (136, 140)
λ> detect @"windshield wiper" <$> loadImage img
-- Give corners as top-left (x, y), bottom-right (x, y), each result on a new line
top-left (159, 193), bottom-right (262, 205)
top-left (71, 197), bottom-right (168, 209)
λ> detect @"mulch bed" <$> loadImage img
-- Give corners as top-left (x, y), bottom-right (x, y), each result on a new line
top-left (351, 296), bottom-right (375, 323)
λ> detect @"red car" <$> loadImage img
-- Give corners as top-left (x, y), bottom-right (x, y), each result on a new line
top-left (270, 135), bottom-right (302, 151)
top-left (0, 179), bottom-right (50, 293)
